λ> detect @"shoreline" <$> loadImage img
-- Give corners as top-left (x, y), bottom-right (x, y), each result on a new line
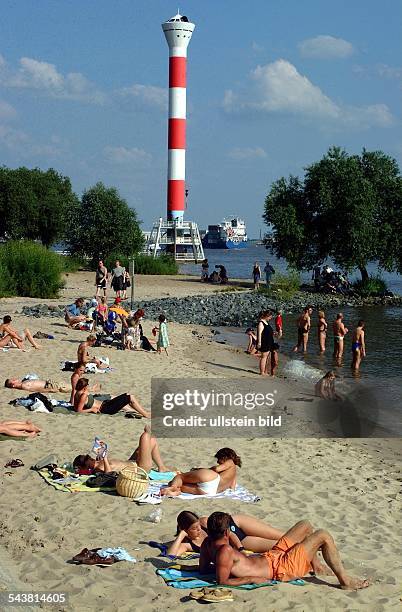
top-left (0, 274), bottom-right (401, 611)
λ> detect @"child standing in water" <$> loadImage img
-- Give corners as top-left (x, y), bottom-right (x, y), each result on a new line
top-left (156, 314), bottom-right (169, 355)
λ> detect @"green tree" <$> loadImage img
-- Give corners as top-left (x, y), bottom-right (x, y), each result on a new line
top-left (0, 166), bottom-right (77, 247)
top-left (66, 182), bottom-right (144, 264)
top-left (263, 147), bottom-right (402, 281)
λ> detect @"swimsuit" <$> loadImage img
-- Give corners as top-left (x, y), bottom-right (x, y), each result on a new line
top-left (259, 320), bottom-right (274, 353)
top-left (44, 380), bottom-right (67, 392)
top-left (197, 474), bottom-right (220, 495)
top-left (82, 393), bottom-right (130, 414)
top-left (263, 536), bottom-right (311, 582)
top-left (352, 341), bottom-right (361, 351)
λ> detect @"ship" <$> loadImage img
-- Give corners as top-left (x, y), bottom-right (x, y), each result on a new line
top-left (202, 217), bottom-right (248, 249)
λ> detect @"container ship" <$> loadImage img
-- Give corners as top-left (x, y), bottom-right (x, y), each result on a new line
top-left (202, 217), bottom-right (248, 249)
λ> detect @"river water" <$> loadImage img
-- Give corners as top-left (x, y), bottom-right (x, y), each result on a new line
top-left (181, 246), bottom-right (402, 433)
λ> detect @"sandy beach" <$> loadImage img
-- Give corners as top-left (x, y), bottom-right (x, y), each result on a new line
top-left (0, 272), bottom-right (401, 611)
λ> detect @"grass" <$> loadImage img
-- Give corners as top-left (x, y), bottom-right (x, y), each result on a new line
top-left (353, 275), bottom-right (388, 297)
top-left (258, 271), bottom-right (301, 299)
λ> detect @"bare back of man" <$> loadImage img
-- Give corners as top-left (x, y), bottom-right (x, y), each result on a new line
top-left (201, 516), bottom-right (369, 591)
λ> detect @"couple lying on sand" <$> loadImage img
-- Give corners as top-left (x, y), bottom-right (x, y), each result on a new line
top-left (73, 426), bottom-right (237, 497)
top-left (168, 511), bottom-right (369, 590)
top-left (196, 512), bottom-right (369, 590)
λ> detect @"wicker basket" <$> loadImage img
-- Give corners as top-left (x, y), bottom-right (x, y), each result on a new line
top-left (116, 463), bottom-right (149, 499)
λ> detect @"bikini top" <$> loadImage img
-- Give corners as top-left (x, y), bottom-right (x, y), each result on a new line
top-left (84, 394), bottom-right (95, 409)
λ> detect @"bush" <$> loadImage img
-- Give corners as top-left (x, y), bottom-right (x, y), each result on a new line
top-left (353, 275), bottom-right (388, 297)
top-left (105, 253), bottom-right (178, 275)
top-left (0, 241), bottom-right (64, 298)
top-left (258, 271), bottom-right (300, 299)
top-left (60, 254), bottom-right (88, 273)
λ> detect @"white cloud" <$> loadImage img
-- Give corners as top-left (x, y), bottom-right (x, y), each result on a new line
top-left (0, 99), bottom-right (17, 120)
top-left (0, 124), bottom-right (61, 157)
top-left (224, 60), bottom-right (339, 118)
top-left (0, 55), bottom-right (106, 104)
top-left (223, 59), bottom-right (394, 128)
top-left (118, 84), bottom-right (167, 110)
top-left (376, 63), bottom-right (402, 80)
top-left (229, 146), bottom-right (267, 160)
top-left (103, 145), bottom-right (152, 165)
top-left (298, 35), bottom-right (354, 59)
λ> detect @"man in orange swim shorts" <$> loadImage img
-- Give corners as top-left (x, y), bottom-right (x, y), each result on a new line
top-left (199, 512), bottom-right (370, 591)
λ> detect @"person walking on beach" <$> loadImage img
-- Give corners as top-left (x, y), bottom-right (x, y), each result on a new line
top-left (110, 260), bottom-right (125, 299)
top-left (122, 269), bottom-right (131, 300)
top-left (351, 320), bottom-right (366, 373)
top-left (252, 262), bottom-right (261, 291)
top-left (95, 260), bottom-right (108, 299)
top-left (256, 310), bottom-right (274, 375)
top-left (317, 310), bottom-right (328, 354)
top-left (264, 261), bottom-right (275, 288)
top-left (293, 306), bottom-right (313, 353)
top-left (333, 313), bottom-right (348, 365)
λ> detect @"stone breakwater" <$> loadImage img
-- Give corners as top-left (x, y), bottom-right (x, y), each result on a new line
top-left (19, 291), bottom-right (402, 327)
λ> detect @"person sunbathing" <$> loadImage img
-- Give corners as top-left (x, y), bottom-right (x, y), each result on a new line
top-left (73, 426), bottom-right (170, 474)
top-left (0, 420), bottom-right (41, 438)
top-left (5, 377), bottom-right (69, 393)
top-left (199, 513), bottom-right (370, 590)
top-left (77, 335), bottom-right (108, 369)
top-left (167, 511), bottom-right (284, 557)
top-left (73, 378), bottom-right (150, 417)
top-left (160, 448), bottom-right (240, 497)
top-left (70, 362), bottom-right (101, 405)
top-left (0, 315), bottom-right (41, 350)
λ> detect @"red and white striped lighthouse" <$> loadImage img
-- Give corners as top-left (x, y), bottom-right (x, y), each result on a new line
top-left (162, 13), bottom-right (195, 222)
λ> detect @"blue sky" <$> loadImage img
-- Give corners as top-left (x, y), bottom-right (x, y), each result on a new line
top-left (1, 0), bottom-right (401, 237)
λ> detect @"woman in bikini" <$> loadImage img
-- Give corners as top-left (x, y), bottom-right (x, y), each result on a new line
top-left (317, 310), bottom-right (328, 354)
top-left (160, 448), bottom-right (241, 497)
top-left (73, 378), bottom-right (150, 417)
top-left (167, 511), bottom-right (284, 557)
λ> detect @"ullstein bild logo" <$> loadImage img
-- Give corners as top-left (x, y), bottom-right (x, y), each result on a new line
top-left (151, 378), bottom-right (384, 439)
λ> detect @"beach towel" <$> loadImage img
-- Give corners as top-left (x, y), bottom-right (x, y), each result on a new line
top-left (37, 468), bottom-right (117, 492)
top-left (148, 541), bottom-right (200, 560)
top-left (156, 565), bottom-right (305, 589)
top-left (37, 468), bottom-right (176, 493)
top-left (60, 359), bottom-right (112, 374)
top-left (147, 482), bottom-right (261, 503)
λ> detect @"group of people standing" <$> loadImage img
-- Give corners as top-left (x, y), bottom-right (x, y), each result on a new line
top-left (252, 261), bottom-right (275, 290)
top-left (95, 259), bottom-right (131, 300)
top-left (292, 307), bottom-right (366, 371)
top-left (244, 306), bottom-right (366, 375)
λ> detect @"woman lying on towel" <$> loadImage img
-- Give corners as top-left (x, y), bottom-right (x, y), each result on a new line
top-left (73, 378), bottom-right (150, 418)
top-left (0, 420), bottom-right (41, 438)
top-left (160, 448), bottom-right (240, 497)
top-left (168, 511), bottom-right (284, 556)
top-left (73, 426), bottom-right (171, 475)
